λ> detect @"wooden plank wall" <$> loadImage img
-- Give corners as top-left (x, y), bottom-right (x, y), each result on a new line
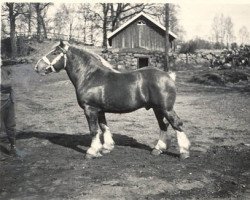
top-left (111, 16), bottom-right (168, 51)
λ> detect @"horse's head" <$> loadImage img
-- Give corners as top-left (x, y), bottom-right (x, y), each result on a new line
top-left (35, 40), bottom-right (69, 75)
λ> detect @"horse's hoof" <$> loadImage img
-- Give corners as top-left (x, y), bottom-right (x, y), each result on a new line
top-left (151, 148), bottom-right (162, 156)
top-left (96, 152), bottom-right (103, 157)
top-left (102, 148), bottom-right (111, 154)
top-left (180, 152), bottom-right (190, 160)
top-left (102, 144), bottom-right (114, 154)
top-left (85, 153), bottom-right (102, 159)
top-left (85, 153), bottom-right (95, 159)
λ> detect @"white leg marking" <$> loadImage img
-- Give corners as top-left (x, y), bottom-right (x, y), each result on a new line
top-left (155, 140), bottom-right (167, 150)
top-left (176, 131), bottom-right (191, 154)
top-left (87, 130), bottom-right (102, 156)
top-left (155, 130), bottom-right (169, 151)
top-left (102, 126), bottom-right (114, 153)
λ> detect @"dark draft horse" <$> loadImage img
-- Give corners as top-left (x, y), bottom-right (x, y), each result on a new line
top-left (35, 41), bottom-right (191, 159)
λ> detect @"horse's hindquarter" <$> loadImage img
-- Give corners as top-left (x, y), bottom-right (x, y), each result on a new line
top-left (140, 68), bottom-right (176, 110)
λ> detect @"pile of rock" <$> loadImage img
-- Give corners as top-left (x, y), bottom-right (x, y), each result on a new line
top-left (207, 45), bottom-right (250, 68)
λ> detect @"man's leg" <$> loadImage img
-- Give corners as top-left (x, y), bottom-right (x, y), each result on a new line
top-left (4, 100), bottom-right (17, 154)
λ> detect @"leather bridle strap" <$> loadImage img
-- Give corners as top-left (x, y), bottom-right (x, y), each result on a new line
top-left (35, 46), bottom-right (68, 73)
top-left (58, 46), bottom-right (68, 69)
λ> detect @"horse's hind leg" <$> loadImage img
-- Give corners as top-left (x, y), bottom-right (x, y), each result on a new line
top-left (163, 109), bottom-right (191, 159)
top-left (98, 112), bottom-right (114, 154)
top-left (84, 106), bottom-right (103, 159)
top-left (151, 108), bottom-right (170, 155)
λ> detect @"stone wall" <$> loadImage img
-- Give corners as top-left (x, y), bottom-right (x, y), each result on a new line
top-left (102, 48), bottom-right (165, 71)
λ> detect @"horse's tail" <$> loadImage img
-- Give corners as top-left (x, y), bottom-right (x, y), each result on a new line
top-left (168, 71), bottom-right (176, 81)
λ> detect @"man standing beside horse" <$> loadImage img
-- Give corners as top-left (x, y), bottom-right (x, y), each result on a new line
top-left (0, 60), bottom-right (18, 156)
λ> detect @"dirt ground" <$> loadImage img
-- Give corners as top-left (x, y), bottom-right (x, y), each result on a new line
top-left (0, 62), bottom-right (250, 200)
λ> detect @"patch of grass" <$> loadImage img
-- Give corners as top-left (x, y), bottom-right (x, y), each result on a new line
top-left (189, 69), bottom-right (249, 86)
top-left (190, 72), bottom-right (225, 85)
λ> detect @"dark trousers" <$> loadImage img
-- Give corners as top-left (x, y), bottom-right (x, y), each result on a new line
top-left (0, 99), bottom-right (16, 146)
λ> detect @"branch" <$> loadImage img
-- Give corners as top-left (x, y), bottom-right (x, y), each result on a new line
top-left (119, 8), bottom-right (145, 21)
top-left (121, 4), bottom-right (145, 13)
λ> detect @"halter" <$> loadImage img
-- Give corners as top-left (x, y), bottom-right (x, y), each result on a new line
top-left (35, 46), bottom-right (68, 73)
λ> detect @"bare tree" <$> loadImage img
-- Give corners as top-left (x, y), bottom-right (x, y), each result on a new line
top-left (18, 3), bottom-right (34, 36)
top-left (34, 3), bottom-right (43, 42)
top-left (219, 14), bottom-right (226, 44)
top-left (27, 3), bottom-right (33, 35)
top-left (89, 12), bottom-right (101, 44)
top-left (13, 3), bottom-right (33, 36)
top-left (53, 10), bottom-right (65, 37)
top-left (142, 3), bottom-right (185, 48)
top-left (94, 3), bottom-right (148, 49)
top-left (239, 26), bottom-right (249, 44)
top-left (33, 3), bottom-right (52, 42)
top-left (109, 3), bottom-right (146, 31)
top-left (4, 3), bottom-right (26, 57)
top-left (224, 17), bottom-right (234, 48)
top-left (101, 3), bottom-right (110, 50)
top-left (78, 4), bottom-right (95, 44)
top-left (211, 14), bottom-right (233, 46)
top-left (211, 14), bottom-right (221, 43)
top-left (144, 4), bottom-right (183, 36)
top-left (53, 4), bottom-right (77, 40)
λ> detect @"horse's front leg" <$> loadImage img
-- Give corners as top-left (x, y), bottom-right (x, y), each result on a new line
top-left (98, 112), bottom-right (115, 154)
top-left (84, 106), bottom-right (103, 159)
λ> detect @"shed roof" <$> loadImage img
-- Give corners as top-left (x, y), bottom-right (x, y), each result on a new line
top-left (108, 12), bottom-right (177, 39)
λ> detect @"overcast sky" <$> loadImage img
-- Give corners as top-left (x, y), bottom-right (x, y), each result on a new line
top-left (177, 2), bottom-right (250, 42)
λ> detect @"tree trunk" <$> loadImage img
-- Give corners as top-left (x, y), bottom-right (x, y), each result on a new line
top-left (90, 22), bottom-right (94, 44)
top-left (83, 18), bottom-right (87, 43)
top-left (164, 3), bottom-right (170, 72)
top-left (41, 18), bottom-right (47, 39)
top-left (28, 4), bottom-right (32, 36)
top-left (103, 17), bottom-right (107, 49)
top-left (110, 4), bottom-right (115, 31)
top-left (8, 3), bottom-right (17, 58)
top-left (10, 19), bottom-right (17, 58)
top-left (69, 23), bottom-right (73, 40)
top-left (110, 3), bottom-right (121, 32)
top-left (35, 4), bottom-right (43, 43)
top-left (102, 3), bottom-right (109, 51)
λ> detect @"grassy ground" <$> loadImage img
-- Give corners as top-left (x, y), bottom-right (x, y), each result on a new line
top-left (0, 44), bottom-right (250, 199)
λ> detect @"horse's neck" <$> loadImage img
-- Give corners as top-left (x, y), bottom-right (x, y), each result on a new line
top-left (65, 47), bottom-right (97, 89)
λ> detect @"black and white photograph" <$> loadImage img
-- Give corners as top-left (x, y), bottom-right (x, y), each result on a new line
top-left (0, 0), bottom-right (250, 199)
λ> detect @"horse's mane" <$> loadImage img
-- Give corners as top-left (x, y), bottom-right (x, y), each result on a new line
top-left (69, 45), bottom-right (120, 73)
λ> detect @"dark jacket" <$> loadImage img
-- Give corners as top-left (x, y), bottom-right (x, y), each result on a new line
top-left (1, 67), bottom-right (14, 102)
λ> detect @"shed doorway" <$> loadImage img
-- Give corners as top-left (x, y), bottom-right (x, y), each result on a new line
top-left (138, 57), bottom-right (149, 68)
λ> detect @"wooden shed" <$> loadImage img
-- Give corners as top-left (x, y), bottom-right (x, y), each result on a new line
top-left (108, 12), bottom-right (177, 52)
